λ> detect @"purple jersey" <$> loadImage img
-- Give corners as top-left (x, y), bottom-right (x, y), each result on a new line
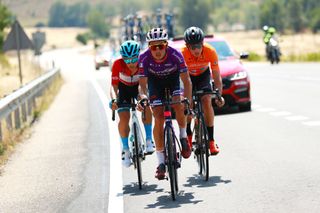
top-left (138, 46), bottom-right (187, 79)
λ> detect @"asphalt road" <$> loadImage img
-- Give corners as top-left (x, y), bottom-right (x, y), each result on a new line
top-left (0, 49), bottom-right (319, 213)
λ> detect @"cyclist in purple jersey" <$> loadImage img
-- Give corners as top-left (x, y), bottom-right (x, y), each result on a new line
top-left (138, 28), bottom-right (192, 180)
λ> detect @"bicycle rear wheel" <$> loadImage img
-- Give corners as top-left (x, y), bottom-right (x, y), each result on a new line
top-left (165, 127), bottom-right (178, 200)
top-left (133, 123), bottom-right (143, 189)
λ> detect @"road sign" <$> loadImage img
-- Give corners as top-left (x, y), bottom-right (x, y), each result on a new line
top-left (2, 20), bottom-right (33, 86)
top-left (32, 31), bottom-right (46, 55)
top-left (3, 20), bottom-right (33, 51)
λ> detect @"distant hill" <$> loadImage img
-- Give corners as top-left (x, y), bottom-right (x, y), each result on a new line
top-left (2, 0), bottom-right (106, 26)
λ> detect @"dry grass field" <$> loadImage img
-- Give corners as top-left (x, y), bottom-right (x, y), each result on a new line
top-left (0, 28), bottom-right (89, 98)
top-left (216, 30), bottom-right (320, 56)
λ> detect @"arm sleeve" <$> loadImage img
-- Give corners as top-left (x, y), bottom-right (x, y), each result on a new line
top-left (111, 60), bottom-right (120, 86)
top-left (173, 49), bottom-right (188, 73)
top-left (138, 55), bottom-right (148, 77)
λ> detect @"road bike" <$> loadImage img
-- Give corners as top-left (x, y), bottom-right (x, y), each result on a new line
top-left (152, 88), bottom-right (190, 200)
top-left (112, 98), bottom-right (150, 190)
top-left (191, 88), bottom-right (221, 181)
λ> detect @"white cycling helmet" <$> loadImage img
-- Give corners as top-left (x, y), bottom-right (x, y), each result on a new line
top-left (146, 28), bottom-right (168, 43)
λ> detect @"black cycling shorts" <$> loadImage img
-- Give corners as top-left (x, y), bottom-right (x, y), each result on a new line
top-left (148, 72), bottom-right (182, 107)
top-left (117, 82), bottom-right (138, 112)
top-left (190, 68), bottom-right (213, 93)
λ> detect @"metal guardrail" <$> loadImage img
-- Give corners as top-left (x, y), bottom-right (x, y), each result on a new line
top-left (0, 68), bottom-right (61, 142)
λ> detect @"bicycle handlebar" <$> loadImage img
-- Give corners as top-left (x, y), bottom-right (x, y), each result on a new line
top-left (111, 99), bottom-right (149, 121)
top-left (194, 88), bottom-right (222, 100)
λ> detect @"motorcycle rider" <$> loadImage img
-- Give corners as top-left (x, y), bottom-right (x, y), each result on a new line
top-left (263, 25), bottom-right (280, 60)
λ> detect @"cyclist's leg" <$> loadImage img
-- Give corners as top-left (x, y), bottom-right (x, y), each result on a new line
top-left (170, 75), bottom-right (191, 159)
top-left (172, 94), bottom-right (191, 159)
top-left (187, 74), bottom-right (200, 147)
top-left (142, 105), bottom-right (154, 153)
top-left (118, 109), bottom-right (131, 166)
top-left (118, 110), bottom-right (130, 147)
top-left (152, 105), bottom-right (166, 179)
top-left (117, 83), bottom-right (133, 166)
top-left (198, 70), bottom-right (220, 155)
top-left (148, 78), bottom-right (165, 179)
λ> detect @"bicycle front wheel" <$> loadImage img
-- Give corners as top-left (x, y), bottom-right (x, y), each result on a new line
top-left (196, 117), bottom-right (210, 181)
top-left (133, 123), bottom-right (143, 189)
top-left (165, 127), bottom-right (178, 200)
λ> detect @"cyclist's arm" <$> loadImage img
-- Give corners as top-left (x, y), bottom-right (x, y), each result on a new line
top-left (111, 59), bottom-right (121, 100)
top-left (138, 76), bottom-right (148, 100)
top-left (209, 49), bottom-right (223, 93)
top-left (110, 84), bottom-right (118, 100)
top-left (212, 69), bottom-right (223, 93)
top-left (180, 72), bottom-right (192, 103)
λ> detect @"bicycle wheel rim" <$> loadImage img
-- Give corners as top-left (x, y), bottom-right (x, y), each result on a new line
top-left (133, 123), bottom-right (143, 189)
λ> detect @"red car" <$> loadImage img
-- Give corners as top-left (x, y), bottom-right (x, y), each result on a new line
top-left (169, 35), bottom-right (251, 111)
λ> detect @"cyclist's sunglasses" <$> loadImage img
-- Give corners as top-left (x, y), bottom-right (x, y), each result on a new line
top-left (149, 43), bottom-right (167, 51)
top-left (189, 43), bottom-right (203, 50)
top-left (123, 57), bottom-right (139, 64)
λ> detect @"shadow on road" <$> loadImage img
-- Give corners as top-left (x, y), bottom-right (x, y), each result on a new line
top-left (123, 182), bottom-right (163, 196)
top-left (183, 175), bottom-right (232, 188)
top-left (145, 191), bottom-right (203, 209)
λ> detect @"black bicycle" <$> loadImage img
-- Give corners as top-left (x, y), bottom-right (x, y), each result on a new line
top-left (192, 88), bottom-right (221, 181)
top-left (152, 88), bottom-right (190, 200)
top-left (112, 98), bottom-right (149, 190)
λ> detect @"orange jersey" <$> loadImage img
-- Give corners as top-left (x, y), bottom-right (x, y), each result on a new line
top-left (181, 42), bottom-right (220, 76)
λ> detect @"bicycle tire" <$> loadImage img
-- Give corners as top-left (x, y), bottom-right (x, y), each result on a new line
top-left (195, 115), bottom-right (210, 181)
top-left (195, 120), bottom-right (204, 175)
top-left (165, 127), bottom-right (177, 200)
top-left (200, 115), bottom-right (210, 181)
top-left (133, 123), bottom-right (143, 189)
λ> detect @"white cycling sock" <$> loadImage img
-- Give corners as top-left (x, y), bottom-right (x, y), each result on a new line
top-left (179, 127), bottom-right (187, 139)
top-left (156, 150), bottom-right (165, 165)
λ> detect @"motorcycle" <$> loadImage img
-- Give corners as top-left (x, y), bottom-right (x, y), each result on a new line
top-left (267, 36), bottom-right (281, 64)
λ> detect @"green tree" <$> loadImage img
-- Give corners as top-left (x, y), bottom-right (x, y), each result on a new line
top-left (0, 3), bottom-right (12, 50)
top-left (260, 0), bottom-right (286, 32)
top-left (178, 0), bottom-right (212, 32)
top-left (310, 8), bottom-right (320, 33)
top-left (287, 0), bottom-right (305, 32)
top-left (65, 2), bottom-right (90, 27)
top-left (48, 2), bottom-right (67, 27)
top-left (87, 9), bottom-right (109, 38)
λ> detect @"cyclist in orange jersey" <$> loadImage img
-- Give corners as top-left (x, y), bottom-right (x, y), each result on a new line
top-left (181, 26), bottom-right (225, 155)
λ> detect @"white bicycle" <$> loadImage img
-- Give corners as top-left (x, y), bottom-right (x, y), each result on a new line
top-left (112, 98), bottom-right (151, 190)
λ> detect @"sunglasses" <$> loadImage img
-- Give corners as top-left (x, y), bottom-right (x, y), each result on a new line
top-left (149, 43), bottom-right (167, 51)
top-left (189, 43), bottom-right (203, 50)
top-left (123, 57), bottom-right (139, 64)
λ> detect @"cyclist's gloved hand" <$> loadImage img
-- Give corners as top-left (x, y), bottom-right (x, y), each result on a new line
top-left (109, 99), bottom-right (118, 110)
top-left (214, 89), bottom-right (225, 108)
top-left (137, 97), bottom-right (148, 112)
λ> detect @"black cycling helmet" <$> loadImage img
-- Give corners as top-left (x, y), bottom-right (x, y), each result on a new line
top-left (184, 26), bottom-right (204, 44)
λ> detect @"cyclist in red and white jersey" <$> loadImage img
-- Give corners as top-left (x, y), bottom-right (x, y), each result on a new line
top-left (110, 40), bottom-right (154, 167)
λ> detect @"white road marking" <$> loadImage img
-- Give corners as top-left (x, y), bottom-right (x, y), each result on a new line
top-left (285, 115), bottom-right (309, 121)
top-left (256, 107), bottom-right (276, 112)
top-left (302, 121), bottom-right (320, 126)
top-left (90, 76), bottom-right (124, 213)
top-left (252, 104), bottom-right (261, 109)
top-left (269, 111), bottom-right (292, 116)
